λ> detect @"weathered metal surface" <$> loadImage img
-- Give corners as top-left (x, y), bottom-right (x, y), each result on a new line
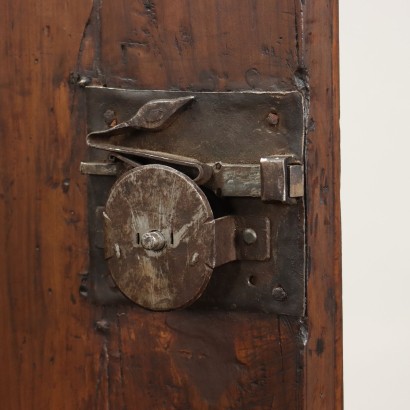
top-left (260, 156), bottom-right (291, 202)
top-left (212, 216), bottom-right (237, 267)
top-left (234, 216), bottom-right (271, 261)
top-left (84, 88), bottom-right (306, 315)
top-left (86, 87), bottom-right (304, 165)
top-left (87, 94), bottom-right (213, 185)
top-left (207, 163), bottom-right (261, 197)
top-left (80, 161), bottom-right (120, 176)
top-left (86, 88), bottom-right (304, 198)
top-left (211, 215), bottom-right (270, 266)
top-left (103, 164), bottom-right (273, 311)
top-left (104, 165), bottom-right (215, 311)
top-left (289, 164), bottom-right (304, 198)
top-left (242, 228), bottom-right (258, 245)
top-left (81, 158), bottom-right (304, 200)
top-left (87, 93), bottom-right (214, 185)
top-left (208, 159), bottom-right (304, 200)
top-left (88, 96), bottom-right (195, 136)
top-left (196, 197), bottom-right (306, 315)
top-left (212, 216), bottom-right (271, 265)
top-left (87, 175), bottom-right (129, 305)
top-left (140, 231), bottom-right (166, 251)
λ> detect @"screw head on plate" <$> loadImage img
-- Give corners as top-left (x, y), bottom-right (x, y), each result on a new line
top-left (272, 286), bottom-right (287, 301)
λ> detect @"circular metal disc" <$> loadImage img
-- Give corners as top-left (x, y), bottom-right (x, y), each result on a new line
top-left (104, 164), bottom-right (215, 310)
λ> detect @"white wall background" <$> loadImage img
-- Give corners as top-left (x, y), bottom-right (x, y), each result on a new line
top-left (340, 1), bottom-right (410, 408)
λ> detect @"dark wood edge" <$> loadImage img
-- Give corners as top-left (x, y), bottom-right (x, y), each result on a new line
top-left (304, 0), bottom-right (343, 408)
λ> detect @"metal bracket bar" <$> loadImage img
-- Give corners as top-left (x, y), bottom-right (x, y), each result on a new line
top-left (80, 161), bottom-right (119, 176)
top-left (80, 157), bottom-right (304, 201)
top-left (212, 215), bottom-right (271, 267)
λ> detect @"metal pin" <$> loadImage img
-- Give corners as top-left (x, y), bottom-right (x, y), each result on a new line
top-left (242, 228), bottom-right (257, 245)
top-left (141, 231), bottom-right (166, 251)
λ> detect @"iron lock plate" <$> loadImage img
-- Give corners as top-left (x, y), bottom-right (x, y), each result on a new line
top-left (82, 87), bottom-right (306, 315)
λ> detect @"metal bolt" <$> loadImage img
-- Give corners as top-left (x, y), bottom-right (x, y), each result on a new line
top-left (95, 319), bottom-right (110, 333)
top-left (77, 76), bottom-right (91, 87)
top-left (266, 112), bottom-right (279, 126)
top-left (214, 162), bottom-right (222, 171)
top-left (141, 231), bottom-right (166, 251)
top-left (103, 109), bottom-right (117, 127)
top-left (242, 228), bottom-right (257, 245)
top-left (272, 286), bottom-right (287, 301)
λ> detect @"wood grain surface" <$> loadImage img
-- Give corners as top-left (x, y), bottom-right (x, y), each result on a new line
top-left (0, 1), bottom-right (342, 409)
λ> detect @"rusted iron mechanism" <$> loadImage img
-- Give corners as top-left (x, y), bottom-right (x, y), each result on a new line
top-left (83, 95), bottom-right (303, 200)
top-left (81, 88), bottom-right (306, 315)
top-left (103, 164), bottom-right (271, 310)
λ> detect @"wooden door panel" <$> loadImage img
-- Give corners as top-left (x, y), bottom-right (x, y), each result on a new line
top-left (0, 2), bottom-right (100, 409)
top-left (101, 311), bottom-right (303, 409)
top-left (97, 0), bottom-right (301, 90)
top-left (0, 1), bottom-right (342, 409)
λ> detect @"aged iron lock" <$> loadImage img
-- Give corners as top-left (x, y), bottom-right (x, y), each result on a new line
top-left (81, 87), bottom-right (306, 315)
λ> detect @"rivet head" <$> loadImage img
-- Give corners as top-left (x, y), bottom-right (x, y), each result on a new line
top-left (77, 76), bottom-right (91, 87)
top-left (242, 228), bottom-right (257, 245)
top-left (95, 319), bottom-right (110, 333)
top-left (266, 112), bottom-right (279, 126)
top-left (103, 109), bottom-right (117, 127)
top-left (141, 231), bottom-right (166, 251)
top-left (272, 286), bottom-right (287, 301)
